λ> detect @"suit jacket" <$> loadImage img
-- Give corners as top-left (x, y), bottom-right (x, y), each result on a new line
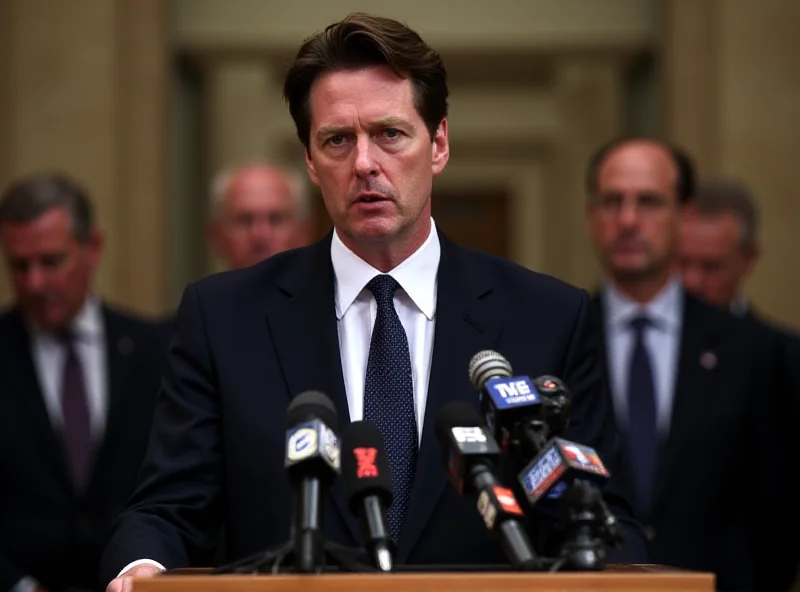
top-left (0, 305), bottom-right (170, 592)
top-left (593, 291), bottom-right (792, 591)
top-left (746, 310), bottom-right (800, 589)
top-left (100, 233), bottom-right (648, 584)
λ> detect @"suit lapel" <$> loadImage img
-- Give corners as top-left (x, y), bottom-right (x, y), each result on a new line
top-left (398, 236), bottom-right (501, 562)
top-left (590, 292), bottom-right (638, 501)
top-left (86, 307), bottom-right (134, 495)
top-left (590, 293), bottom-right (614, 409)
top-left (265, 236), bottom-right (359, 541)
top-left (1, 309), bottom-right (72, 487)
top-left (650, 295), bottom-right (721, 514)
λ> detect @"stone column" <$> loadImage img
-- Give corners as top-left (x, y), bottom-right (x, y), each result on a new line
top-left (663, 0), bottom-right (800, 326)
top-left (549, 57), bottom-right (624, 290)
top-left (0, 0), bottom-right (168, 315)
top-left (201, 58), bottom-right (287, 273)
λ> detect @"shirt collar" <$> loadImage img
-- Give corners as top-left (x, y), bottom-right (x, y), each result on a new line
top-left (604, 276), bottom-right (683, 334)
top-left (331, 218), bottom-right (440, 321)
top-left (27, 293), bottom-right (104, 343)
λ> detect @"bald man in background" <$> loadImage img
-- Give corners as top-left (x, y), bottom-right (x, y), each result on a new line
top-left (207, 163), bottom-right (312, 270)
top-left (586, 139), bottom-right (793, 590)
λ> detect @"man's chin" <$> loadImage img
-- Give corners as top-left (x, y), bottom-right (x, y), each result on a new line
top-left (346, 220), bottom-right (401, 243)
top-left (26, 312), bottom-right (65, 333)
top-left (612, 265), bottom-right (659, 283)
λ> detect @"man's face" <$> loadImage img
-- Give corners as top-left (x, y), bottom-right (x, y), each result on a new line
top-left (679, 209), bottom-right (757, 307)
top-left (303, 65), bottom-right (449, 259)
top-left (588, 141), bottom-right (682, 283)
top-left (210, 167), bottom-right (310, 270)
top-left (1, 206), bottom-right (102, 331)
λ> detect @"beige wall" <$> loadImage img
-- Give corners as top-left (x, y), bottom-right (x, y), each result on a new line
top-left (664, 0), bottom-right (800, 327)
top-left (2, 0), bottom-right (797, 326)
top-left (170, 0), bottom-right (655, 296)
top-left (0, 0), bottom-right (167, 315)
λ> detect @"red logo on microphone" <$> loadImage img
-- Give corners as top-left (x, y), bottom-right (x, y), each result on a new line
top-left (353, 447), bottom-right (378, 478)
top-left (492, 485), bottom-right (523, 515)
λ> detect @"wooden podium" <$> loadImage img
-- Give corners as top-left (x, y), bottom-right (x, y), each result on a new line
top-left (132, 565), bottom-right (714, 591)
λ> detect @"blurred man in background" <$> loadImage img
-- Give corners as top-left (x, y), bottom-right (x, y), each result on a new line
top-left (206, 163), bottom-right (312, 270)
top-left (679, 177), bottom-right (760, 316)
top-left (585, 137), bottom-right (792, 591)
top-left (680, 176), bottom-right (800, 586)
top-left (0, 172), bottom-right (169, 592)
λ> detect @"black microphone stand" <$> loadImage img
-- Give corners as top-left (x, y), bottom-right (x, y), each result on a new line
top-left (554, 481), bottom-right (616, 572)
top-left (210, 538), bottom-right (376, 575)
top-left (211, 491), bottom-right (377, 575)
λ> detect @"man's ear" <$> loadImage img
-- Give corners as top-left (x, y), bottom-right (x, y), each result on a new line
top-left (305, 147), bottom-right (320, 187)
top-left (431, 118), bottom-right (449, 176)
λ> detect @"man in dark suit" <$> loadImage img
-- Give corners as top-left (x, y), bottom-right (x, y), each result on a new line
top-left (586, 138), bottom-right (793, 591)
top-left (678, 175), bottom-right (800, 385)
top-left (102, 13), bottom-right (647, 591)
top-left (0, 172), bottom-right (169, 592)
top-left (678, 175), bottom-right (800, 587)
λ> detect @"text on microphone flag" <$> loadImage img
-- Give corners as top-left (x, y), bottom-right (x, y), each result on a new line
top-left (354, 447), bottom-right (379, 478)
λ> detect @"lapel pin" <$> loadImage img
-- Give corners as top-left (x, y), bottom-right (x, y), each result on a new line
top-left (118, 336), bottom-right (134, 355)
top-left (699, 350), bottom-right (717, 370)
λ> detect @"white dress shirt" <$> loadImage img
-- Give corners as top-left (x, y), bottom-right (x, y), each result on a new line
top-left (28, 294), bottom-right (109, 440)
top-left (332, 218), bottom-right (440, 440)
top-left (603, 277), bottom-right (683, 434)
top-left (116, 219), bottom-right (441, 579)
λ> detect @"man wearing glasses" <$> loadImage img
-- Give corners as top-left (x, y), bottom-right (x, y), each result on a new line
top-left (585, 137), bottom-right (792, 592)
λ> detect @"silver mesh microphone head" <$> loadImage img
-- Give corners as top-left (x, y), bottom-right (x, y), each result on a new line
top-left (468, 350), bottom-right (513, 390)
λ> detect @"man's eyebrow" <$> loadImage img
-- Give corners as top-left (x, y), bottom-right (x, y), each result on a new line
top-left (316, 125), bottom-right (351, 141)
top-left (315, 118), bottom-right (416, 141)
top-left (375, 117), bottom-right (413, 129)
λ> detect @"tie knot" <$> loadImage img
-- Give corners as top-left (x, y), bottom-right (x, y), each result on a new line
top-left (366, 274), bottom-right (400, 308)
top-left (629, 315), bottom-right (651, 334)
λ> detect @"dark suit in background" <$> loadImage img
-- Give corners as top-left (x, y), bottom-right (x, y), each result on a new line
top-left (593, 292), bottom-right (792, 591)
top-left (0, 306), bottom-right (169, 592)
top-left (744, 309), bottom-right (800, 588)
top-left (100, 234), bottom-right (648, 584)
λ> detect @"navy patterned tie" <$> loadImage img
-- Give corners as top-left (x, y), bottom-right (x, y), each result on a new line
top-left (363, 274), bottom-right (418, 543)
top-left (58, 330), bottom-right (92, 489)
top-left (626, 316), bottom-right (658, 516)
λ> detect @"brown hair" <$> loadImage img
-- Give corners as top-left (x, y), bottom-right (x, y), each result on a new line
top-left (282, 12), bottom-right (448, 149)
top-left (0, 171), bottom-right (95, 242)
top-left (586, 136), bottom-right (697, 204)
top-left (692, 177), bottom-right (759, 249)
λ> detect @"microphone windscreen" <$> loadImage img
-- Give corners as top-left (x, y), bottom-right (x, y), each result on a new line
top-left (286, 390), bottom-right (338, 430)
top-left (468, 350), bottom-right (513, 390)
top-left (341, 421), bottom-right (393, 509)
top-left (435, 401), bottom-right (483, 443)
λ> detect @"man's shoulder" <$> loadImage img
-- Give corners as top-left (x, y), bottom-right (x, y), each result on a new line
top-left (0, 305), bottom-right (24, 340)
top-left (684, 293), bottom-right (781, 350)
top-left (101, 302), bottom-right (174, 350)
top-left (0, 305), bottom-right (18, 326)
top-left (450, 242), bottom-right (589, 310)
top-left (188, 243), bottom-right (318, 307)
top-left (747, 309), bottom-right (800, 343)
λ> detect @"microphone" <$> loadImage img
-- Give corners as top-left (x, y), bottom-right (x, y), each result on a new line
top-left (435, 401), bottom-right (540, 571)
top-left (340, 421), bottom-right (394, 572)
top-left (469, 351), bottom-right (623, 561)
top-left (518, 436), bottom-right (611, 508)
top-left (516, 376), bottom-right (622, 544)
top-left (515, 376), bottom-right (624, 569)
top-left (468, 350), bottom-right (547, 463)
top-left (284, 390), bottom-right (341, 573)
